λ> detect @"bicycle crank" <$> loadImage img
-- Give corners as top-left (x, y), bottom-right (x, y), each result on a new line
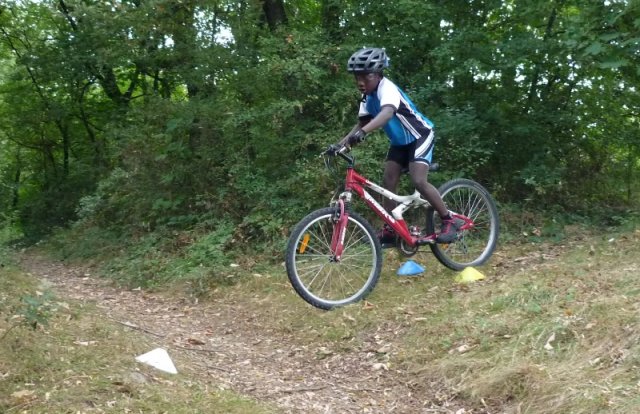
top-left (398, 239), bottom-right (418, 257)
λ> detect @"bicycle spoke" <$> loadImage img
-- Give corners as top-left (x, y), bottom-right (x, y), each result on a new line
top-left (286, 208), bottom-right (382, 309)
top-left (429, 179), bottom-right (499, 270)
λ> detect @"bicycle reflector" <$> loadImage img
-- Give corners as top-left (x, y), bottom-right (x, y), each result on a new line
top-left (299, 233), bottom-right (311, 254)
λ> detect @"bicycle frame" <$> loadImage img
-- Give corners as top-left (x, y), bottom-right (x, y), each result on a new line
top-left (328, 150), bottom-right (474, 260)
top-left (341, 166), bottom-right (429, 245)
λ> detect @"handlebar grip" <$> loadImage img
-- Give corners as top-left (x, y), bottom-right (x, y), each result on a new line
top-left (325, 144), bottom-right (350, 156)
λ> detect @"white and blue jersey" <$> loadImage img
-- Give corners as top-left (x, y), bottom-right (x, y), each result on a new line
top-left (358, 77), bottom-right (434, 147)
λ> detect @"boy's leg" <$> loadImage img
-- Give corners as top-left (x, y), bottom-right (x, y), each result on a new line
top-left (378, 160), bottom-right (402, 246)
top-left (408, 162), bottom-right (448, 217)
top-left (409, 162), bottom-right (464, 243)
top-left (382, 160), bottom-right (402, 213)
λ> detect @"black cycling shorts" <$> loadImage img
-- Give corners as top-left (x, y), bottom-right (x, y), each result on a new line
top-left (385, 131), bottom-right (435, 168)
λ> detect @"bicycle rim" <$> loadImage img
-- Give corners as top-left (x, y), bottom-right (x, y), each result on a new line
top-left (427, 179), bottom-right (499, 270)
top-left (285, 208), bottom-right (382, 310)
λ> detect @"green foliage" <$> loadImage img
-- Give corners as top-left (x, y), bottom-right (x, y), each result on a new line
top-left (0, 211), bottom-right (21, 246)
top-left (16, 291), bottom-right (55, 330)
top-left (431, 107), bottom-right (493, 180)
top-left (54, 217), bottom-right (242, 289)
top-left (182, 224), bottom-right (235, 269)
top-left (0, 0), bottom-right (639, 280)
top-left (1, 289), bottom-right (55, 342)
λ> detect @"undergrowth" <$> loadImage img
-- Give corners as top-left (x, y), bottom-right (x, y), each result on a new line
top-left (40, 204), bottom-right (639, 292)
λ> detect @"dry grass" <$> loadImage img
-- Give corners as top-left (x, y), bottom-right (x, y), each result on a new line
top-left (0, 260), bottom-right (277, 414)
top-left (3, 224), bottom-right (640, 413)
top-left (226, 225), bottom-right (640, 413)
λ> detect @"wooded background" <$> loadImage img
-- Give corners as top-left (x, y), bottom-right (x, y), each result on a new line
top-left (1, 0), bottom-right (638, 247)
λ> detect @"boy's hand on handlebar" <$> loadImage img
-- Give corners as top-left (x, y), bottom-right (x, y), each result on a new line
top-left (347, 129), bottom-right (367, 146)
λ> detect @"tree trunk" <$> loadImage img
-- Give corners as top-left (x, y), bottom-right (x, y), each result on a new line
top-left (321, 0), bottom-right (342, 41)
top-left (12, 150), bottom-right (21, 209)
top-left (262, 0), bottom-right (287, 30)
top-left (525, 1), bottom-right (561, 111)
top-left (170, 0), bottom-right (200, 98)
top-left (58, 0), bottom-right (129, 108)
top-left (58, 121), bottom-right (70, 178)
top-left (627, 144), bottom-right (635, 203)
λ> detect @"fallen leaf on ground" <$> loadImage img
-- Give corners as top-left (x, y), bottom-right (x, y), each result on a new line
top-left (187, 337), bottom-right (206, 345)
top-left (11, 389), bottom-right (36, 403)
top-left (362, 301), bottom-right (375, 310)
top-left (73, 340), bottom-right (98, 346)
top-left (372, 363), bottom-right (388, 371)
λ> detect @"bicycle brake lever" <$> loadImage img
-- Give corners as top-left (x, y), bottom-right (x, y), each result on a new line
top-left (324, 145), bottom-right (337, 156)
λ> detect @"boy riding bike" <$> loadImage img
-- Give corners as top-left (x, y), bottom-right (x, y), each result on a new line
top-left (338, 47), bottom-right (463, 244)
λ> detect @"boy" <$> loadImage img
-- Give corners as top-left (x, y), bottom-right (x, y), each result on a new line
top-left (339, 47), bottom-right (463, 244)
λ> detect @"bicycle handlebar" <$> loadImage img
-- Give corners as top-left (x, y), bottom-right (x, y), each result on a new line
top-left (324, 144), bottom-right (354, 163)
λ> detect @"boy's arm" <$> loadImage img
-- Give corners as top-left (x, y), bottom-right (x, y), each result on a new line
top-left (361, 106), bottom-right (395, 134)
top-left (340, 106), bottom-right (395, 147)
top-left (338, 119), bottom-right (369, 146)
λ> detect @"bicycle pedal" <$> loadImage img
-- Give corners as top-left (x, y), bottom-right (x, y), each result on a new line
top-left (416, 235), bottom-right (437, 246)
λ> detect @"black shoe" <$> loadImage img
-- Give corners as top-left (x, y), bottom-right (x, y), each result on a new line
top-left (436, 217), bottom-right (465, 243)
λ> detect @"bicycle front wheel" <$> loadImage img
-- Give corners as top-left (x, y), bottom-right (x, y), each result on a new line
top-left (285, 207), bottom-right (382, 310)
top-left (427, 179), bottom-right (499, 270)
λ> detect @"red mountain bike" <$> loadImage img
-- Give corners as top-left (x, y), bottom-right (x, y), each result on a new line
top-left (285, 145), bottom-right (499, 310)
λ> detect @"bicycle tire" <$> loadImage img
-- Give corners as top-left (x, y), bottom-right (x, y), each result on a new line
top-left (426, 179), bottom-right (499, 270)
top-left (285, 207), bottom-right (382, 310)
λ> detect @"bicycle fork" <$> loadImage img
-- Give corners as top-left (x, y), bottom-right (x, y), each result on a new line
top-left (329, 199), bottom-right (349, 261)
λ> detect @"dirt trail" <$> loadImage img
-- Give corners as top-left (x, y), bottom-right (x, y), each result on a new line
top-left (17, 252), bottom-right (461, 414)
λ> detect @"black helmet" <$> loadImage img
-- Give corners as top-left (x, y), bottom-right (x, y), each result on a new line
top-left (347, 47), bottom-right (389, 73)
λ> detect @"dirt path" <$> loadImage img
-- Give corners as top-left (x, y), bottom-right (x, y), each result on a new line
top-left (17, 252), bottom-right (462, 414)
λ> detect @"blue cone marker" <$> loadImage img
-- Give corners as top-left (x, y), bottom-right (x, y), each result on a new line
top-left (397, 260), bottom-right (425, 276)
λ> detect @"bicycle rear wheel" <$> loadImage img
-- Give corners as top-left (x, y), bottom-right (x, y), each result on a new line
top-left (427, 179), bottom-right (499, 270)
top-left (285, 207), bottom-right (382, 310)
